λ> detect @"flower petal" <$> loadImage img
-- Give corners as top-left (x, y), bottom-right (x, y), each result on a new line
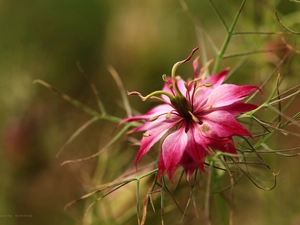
top-left (185, 125), bottom-right (206, 172)
top-left (200, 110), bottom-right (252, 138)
top-left (176, 78), bottom-right (188, 97)
top-left (121, 105), bottom-right (176, 134)
top-left (192, 69), bottom-right (229, 110)
top-left (162, 77), bottom-right (174, 102)
top-left (193, 56), bottom-right (200, 78)
top-left (162, 76), bottom-right (187, 101)
top-left (208, 137), bottom-right (237, 155)
top-left (161, 126), bottom-right (188, 180)
top-left (135, 120), bottom-right (178, 165)
top-left (180, 152), bottom-right (197, 179)
top-left (206, 84), bottom-right (259, 108)
top-left (203, 69), bottom-right (229, 88)
top-left (213, 102), bottom-right (258, 115)
top-left (120, 104), bottom-right (174, 124)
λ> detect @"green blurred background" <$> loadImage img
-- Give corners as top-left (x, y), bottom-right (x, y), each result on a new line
top-left (1, 0), bottom-right (300, 224)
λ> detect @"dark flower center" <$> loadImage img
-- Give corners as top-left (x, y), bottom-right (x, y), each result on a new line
top-left (171, 95), bottom-right (192, 119)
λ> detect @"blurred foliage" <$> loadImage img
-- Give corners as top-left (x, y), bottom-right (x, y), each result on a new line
top-left (0, 0), bottom-right (300, 225)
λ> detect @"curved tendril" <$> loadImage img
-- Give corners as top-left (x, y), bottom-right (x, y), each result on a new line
top-left (171, 47), bottom-right (200, 79)
top-left (190, 80), bottom-right (198, 109)
top-left (127, 90), bottom-right (174, 102)
top-left (144, 90), bottom-right (175, 101)
top-left (171, 47), bottom-right (200, 96)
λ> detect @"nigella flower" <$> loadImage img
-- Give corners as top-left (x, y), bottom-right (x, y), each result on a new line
top-left (121, 47), bottom-right (259, 181)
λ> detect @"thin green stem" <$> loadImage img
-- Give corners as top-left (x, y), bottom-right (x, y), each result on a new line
top-left (56, 116), bottom-right (100, 158)
top-left (136, 179), bottom-right (141, 225)
top-left (204, 165), bottom-right (212, 225)
top-left (108, 65), bottom-right (133, 117)
top-left (33, 79), bottom-right (121, 123)
top-left (77, 61), bottom-right (107, 116)
top-left (208, 0), bottom-right (229, 32)
top-left (137, 169), bottom-right (158, 180)
top-left (143, 90), bottom-right (175, 102)
top-left (178, 0), bottom-right (209, 64)
top-left (161, 175), bottom-right (165, 225)
top-left (275, 11), bottom-right (300, 35)
top-left (233, 31), bottom-right (289, 35)
top-left (212, 0), bottom-right (247, 74)
top-left (60, 123), bottom-right (133, 165)
top-left (223, 47), bottom-right (287, 59)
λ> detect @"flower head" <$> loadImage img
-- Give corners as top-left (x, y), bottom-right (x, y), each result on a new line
top-left (121, 47), bottom-right (259, 181)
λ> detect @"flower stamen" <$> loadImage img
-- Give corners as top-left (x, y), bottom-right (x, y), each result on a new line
top-left (143, 133), bottom-right (150, 137)
top-left (149, 115), bottom-right (160, 122)
top-left (188, 111), bottom-right (199, 123)
top-left (166, 112), bottom-right (171, 119)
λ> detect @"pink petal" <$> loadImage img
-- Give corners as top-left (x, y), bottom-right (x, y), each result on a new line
top-left (203, 69), bottom-right (229, 87)
top-left (200, 110), bottom-right (252, 138)
top-left (161, 126), bottom-right (188, 180)
top-left (135, 120), bottom-right (179, 164)
top-left (208, 137), bottom-right (237, 155)
top-left (192, 69), bottom-right (229, 110)
top-left (129, 118), bottom-right (163, 134)
top-left (146, 104), bottom-right (174, 115)
top-left (121, 105), bottom-right (175, 134)
top-left (129, 112), bottom-right (181, 134)
top-left (192, 86), bottom-right (212, 109)
top-left (179, 152), bottom-right (197, 179)
top-left (176, 78), bottom-right (187, 97)
top-left (119, 115), bottom-right (146, 124)
top-left (162, 77), bottom-right (174, 102)
top-left (162, 76), bottom-right (187, 101)
top-left (193, 57), bottom-right (200, 78)
top-left (120, 104), bottom-right (172, 124)
top-left (185, 126), bottom-right (206, 172)
top-left (214, 102), bottom-right (258, 115)
top-left (206, 84), bottom-right (259, 108)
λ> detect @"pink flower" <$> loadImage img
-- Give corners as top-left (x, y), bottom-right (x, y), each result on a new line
top-left (121, 47), bottom-right (259, 181)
